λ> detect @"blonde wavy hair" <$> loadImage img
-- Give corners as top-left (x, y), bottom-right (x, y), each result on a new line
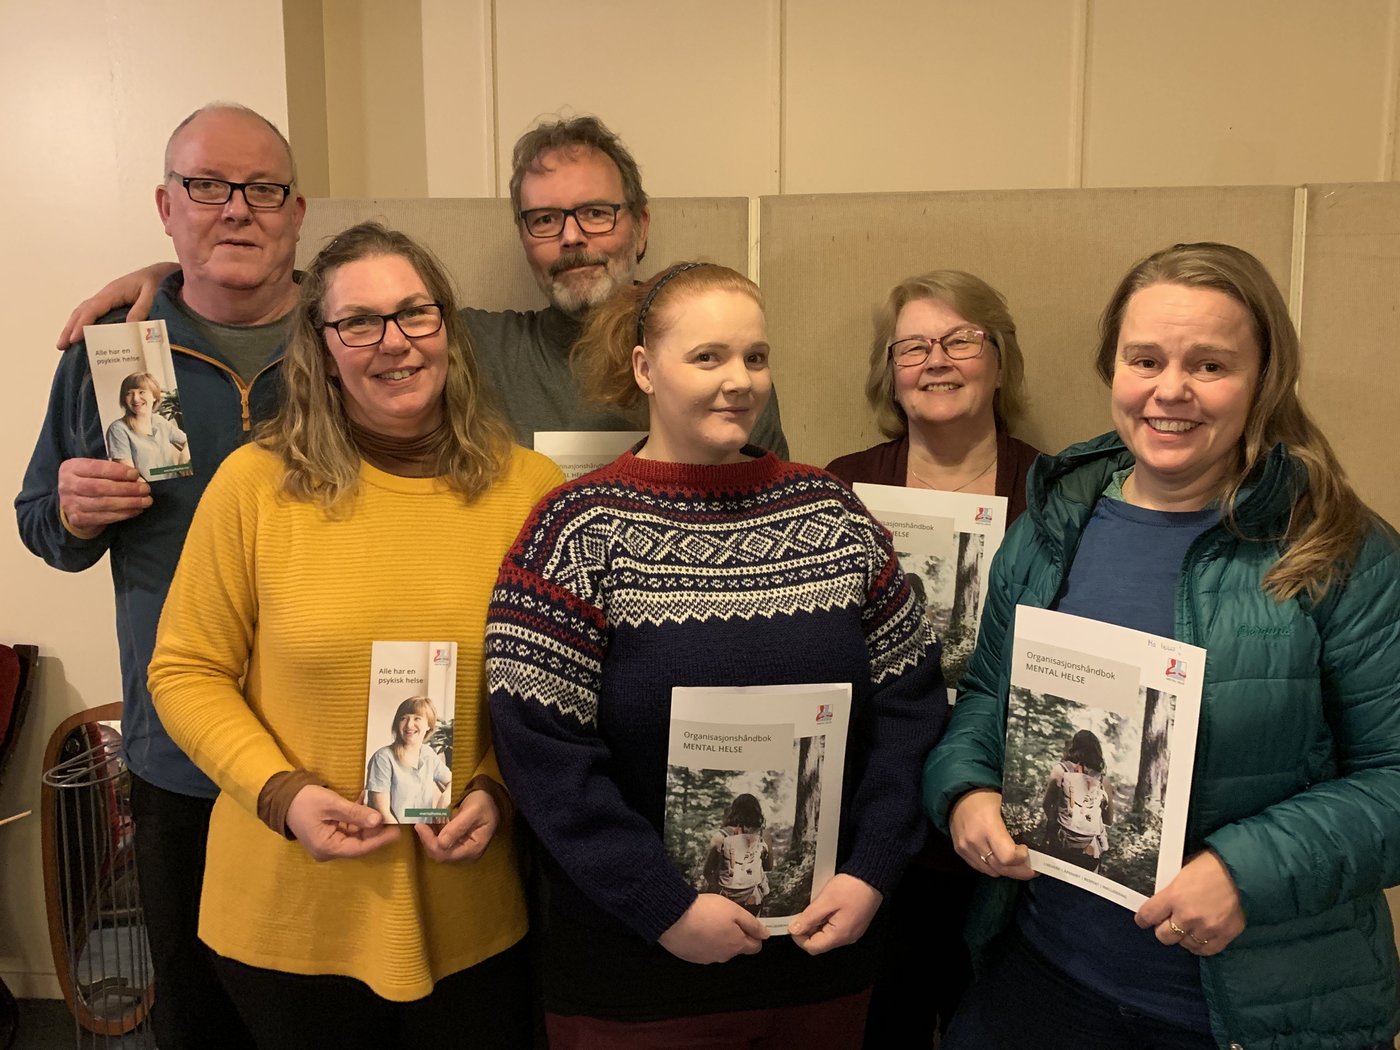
top-left (258, 222), bottom-right (513, 511)
top-left (1095, 242), bottom-right (1369, 601)
top-left (571, 261), bottom-right (764, 410)
top-left (865, 270), bottom-right (1028, 438)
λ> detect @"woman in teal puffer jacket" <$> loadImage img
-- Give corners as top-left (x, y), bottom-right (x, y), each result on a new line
top-left (924, 242), bottom-right (1400, 1050)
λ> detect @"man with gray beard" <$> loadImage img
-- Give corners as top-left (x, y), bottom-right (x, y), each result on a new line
top-left (464, 115), bottom-right (787, 454)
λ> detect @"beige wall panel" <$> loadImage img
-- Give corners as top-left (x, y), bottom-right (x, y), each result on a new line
top-left (494, 1), bottom-right (780, 197)
top-left (3, 0), bottom-right (289, 999)
top-left (421, 0), bottom-right (495, 197)
top-left (760, 187), bottom-right (1294, 468)
top-left (1085, 0), bottom-right (1394, 188)
top-left (784, 0), bottom-right (1082, 194)
top-left (283, 0), bottom-right (331, 197)
top-left (298, 197), bottom-right (748, 312)
top-left (1299, 183), bottom-right (1400, 528)
top-left (322, 0), bottom-right (429, 197)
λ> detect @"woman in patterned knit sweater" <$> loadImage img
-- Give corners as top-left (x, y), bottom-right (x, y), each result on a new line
top-left (149, 223), bottom-right (562, 1049)
top-left (485, 262), bottom-right (949, 1048)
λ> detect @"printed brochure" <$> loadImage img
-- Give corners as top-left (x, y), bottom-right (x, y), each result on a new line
top-left (664, 683), bottom-right (851, 934)
top-left (361, 641), bottom-right (457, 824)
top-left (533, 430), bottom-right (646, 481)
top-left (83, 320), bottom-right (193, 482)
top-left (1002, 606), bottom-right (1205, 911)
top-left (853, 483), bottom-right (1007, 696)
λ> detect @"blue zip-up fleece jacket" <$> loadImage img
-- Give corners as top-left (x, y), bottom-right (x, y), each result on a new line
top-left (923, 432), bottom-right (1400, 1050)
top-left (16, 272), bottom-right (284, 797)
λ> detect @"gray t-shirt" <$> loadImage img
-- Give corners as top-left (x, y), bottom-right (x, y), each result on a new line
top-left (171, 296), bottom-right (292, 385)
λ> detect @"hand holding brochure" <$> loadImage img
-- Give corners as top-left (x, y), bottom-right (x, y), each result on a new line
top-left (361, 641), bottom-right (457, 825)
top-left (83, 320), bottom-right (193, 482)
top-left (1001, 606), bottom-right (1205, 911)
top-left (663, 684), bottom-right (850, 934)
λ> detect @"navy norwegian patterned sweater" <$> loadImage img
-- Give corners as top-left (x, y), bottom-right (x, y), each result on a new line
top-left (486, 450), bottom-right (947, 1018)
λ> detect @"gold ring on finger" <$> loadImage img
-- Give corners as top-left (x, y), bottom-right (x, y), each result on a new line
top-left (979, 849), bottom-right (994, 864)
top-left (1168, 920), bottom-right (1187, 937)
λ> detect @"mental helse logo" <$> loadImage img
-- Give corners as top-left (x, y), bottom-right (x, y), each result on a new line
top-left (1165, 658), bottom-right (1187, 684)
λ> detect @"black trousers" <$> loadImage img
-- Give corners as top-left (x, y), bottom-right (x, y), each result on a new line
top-left (214, 939), bottom-right (533, 1050)
top-left (128, 773), bottom-right (253, 1050)
top-left (862, 851), bottom-right (976, 1047)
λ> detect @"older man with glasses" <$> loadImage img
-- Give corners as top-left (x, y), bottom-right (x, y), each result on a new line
top-left (16, 102), bottom-right (305, 1050)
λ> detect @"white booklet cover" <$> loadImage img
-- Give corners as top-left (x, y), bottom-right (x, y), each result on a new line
top-left (1002, 606), bottom-right (1205, 911)
top-left (83, 319), bottom-right (193, 482)
top-left (533, 430), bottom-right (646, 481)
top-left (853, 483), bottom-right (1007, 697)
top-left (664, 683), bottom-right (851, 934)
top-left (361, 641), bottom-right (457, 824)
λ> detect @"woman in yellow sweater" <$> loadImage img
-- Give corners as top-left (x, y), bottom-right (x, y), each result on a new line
top-left (148, 222), bottom-right (562, 1049)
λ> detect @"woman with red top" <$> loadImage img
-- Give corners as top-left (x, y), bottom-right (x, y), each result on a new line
top-left (486, 262), bottom-right (947, 1048)
top-left (825, 270), bottom-right (1044, 1045)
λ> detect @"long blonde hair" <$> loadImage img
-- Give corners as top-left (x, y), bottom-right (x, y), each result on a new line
top-left (1096, 242), bottom-right (1369, 601)
top-left (571, 261), bottom-right (764, 409)
top-left (258, 222), bottom-right (513, 511)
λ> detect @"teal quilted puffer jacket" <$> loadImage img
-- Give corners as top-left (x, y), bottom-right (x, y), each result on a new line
top-left (923, 432), bottom-right (1400, 1050)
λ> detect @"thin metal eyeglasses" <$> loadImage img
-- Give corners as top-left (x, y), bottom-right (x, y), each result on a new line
top-left (323, 304), bottom-right (446, 348)
top-left (518, 202), bottom-right (625, 239)
top-left (888, 328), bottom-right (988, 367)
top-left (168, 173), bottom-right (293, 209)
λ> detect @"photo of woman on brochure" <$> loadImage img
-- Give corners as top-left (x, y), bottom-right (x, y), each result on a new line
top-left (701, 794), bottom-right (774, 915)
top-left (365, 696), bottom-right (452, 824)
top-left (105, 371), bottom-right (190, 481)
top-left (665, 733), bottom-right (829, 924)
top-left (1038, 730), bottom-right (1115, 873)
top-left (1001, 687), bottom-right (1169, 897)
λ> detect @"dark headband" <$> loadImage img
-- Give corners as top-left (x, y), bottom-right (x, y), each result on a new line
top-left (635, 262), bottom-right (705, 346)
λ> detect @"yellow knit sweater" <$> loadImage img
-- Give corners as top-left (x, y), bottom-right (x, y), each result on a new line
top-left (148, 443), bottom-right (562, 1000)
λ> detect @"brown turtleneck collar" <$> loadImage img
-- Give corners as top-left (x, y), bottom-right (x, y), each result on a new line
top-left (347, 417), bottom-right (451, 478)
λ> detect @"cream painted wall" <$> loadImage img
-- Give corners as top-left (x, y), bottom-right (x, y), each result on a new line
top-left (313, 0), bottom-right (1400, 198)
top-left (421, 0), bottom-right (495, 196)
top-left (1083, 0), bottom-right (1399, 187)
top-left (283, 0), bottom-right (331, 197)
top-left (0, 0), bottom-right (289, 999)
top-left (783, 0), bottom-right (1085, 192)
top-left (493, 0), bottom-right (782, 197)
top-left (322, 0), bottom-right (429, 197)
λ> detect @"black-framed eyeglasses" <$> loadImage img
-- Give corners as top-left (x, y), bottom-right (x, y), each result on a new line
top-left (323, 304), bottom-right (446, 347)
top-left (888, 328), bottom-right (987, 367)
top-left (169, 173), bottom-right (293, 209)
top-left (518, 202), bottom-right (625, 239)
